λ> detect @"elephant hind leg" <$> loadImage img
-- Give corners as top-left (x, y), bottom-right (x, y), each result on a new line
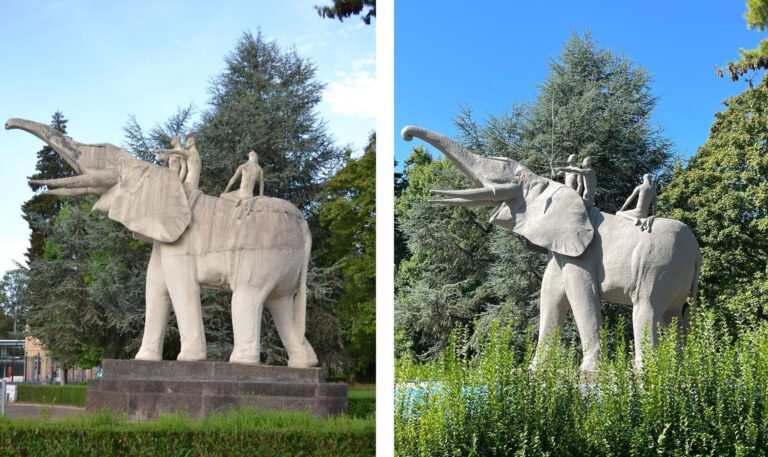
top-left (230, 287), bottom-right (270, 364)
top-left (266, 295), bottom-right (318, 368)
top-left (135, 247), bottom-right (170, 361)
top-left (632, 298), bottom-right (660, 369)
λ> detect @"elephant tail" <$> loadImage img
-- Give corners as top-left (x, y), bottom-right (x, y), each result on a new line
top-left (683, 256), bottom-right (701, 328)
top-left (294, 218), bottom-right (312, 337)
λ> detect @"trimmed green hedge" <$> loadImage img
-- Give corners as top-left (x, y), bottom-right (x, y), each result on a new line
top-left (348, 390), bottom-right (375, 419)
top-left (17, 384), bottom-right (86, 406)
top-left (0, 408), bottom-right (375, 456)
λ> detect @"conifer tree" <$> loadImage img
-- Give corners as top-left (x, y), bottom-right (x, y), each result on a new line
top-left (396, 32), bottom-right (674, 358)
top-left (21, 111), bottom-right (74, 261)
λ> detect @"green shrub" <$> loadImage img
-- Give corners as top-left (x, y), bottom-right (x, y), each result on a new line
top-left (17, 384), bottom-right (86, 406)
top-left (395, 314), bottom-right (768, 457)
top-left (0, 408), bottom-right (375, 456)
top-left (348, 390), bottom-right (375, 419)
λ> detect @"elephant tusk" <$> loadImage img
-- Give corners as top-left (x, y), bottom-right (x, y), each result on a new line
top-left (429, 198), bottom-right (498, 207)
top-left (30, 170), bottom-right (118, 189)
top-left (42, 187), bottom-right (109, 196)
top-left (430, 183), bottom-right (520, 201)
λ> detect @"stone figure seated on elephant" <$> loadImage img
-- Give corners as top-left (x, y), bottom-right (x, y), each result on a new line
top-left (6, 118), bottom-right (317, 368)
top-left (402, 125), bottom-right (701, 371)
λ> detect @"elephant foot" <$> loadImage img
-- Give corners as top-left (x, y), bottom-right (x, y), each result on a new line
top-left (135, 348), bottom-right (162, 361)
top-left (177, 350), bottom-right (207, 362)
top-left (229, 354), bottom-right (261, 365)
top-left (579, 359), bottom-right (598, 372)
top-left (287, 340), bottom-right (319, 368)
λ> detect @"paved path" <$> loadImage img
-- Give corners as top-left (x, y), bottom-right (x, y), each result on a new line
top-left (3, 402), bottom-right (85, 420)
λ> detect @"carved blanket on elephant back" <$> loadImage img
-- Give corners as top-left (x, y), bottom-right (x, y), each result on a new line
top-left (167, 191), bottom-right (308, 255)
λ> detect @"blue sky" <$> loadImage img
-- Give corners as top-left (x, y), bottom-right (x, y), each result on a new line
top-left (0, 0), bottom-right (375, 276)
top-left (395, 1), bottom-right (762, 168)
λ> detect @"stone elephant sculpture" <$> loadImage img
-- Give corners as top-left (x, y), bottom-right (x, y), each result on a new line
top-left (402, 125), bottom-right (701, 370)
top-left (7, 118), bottom-right (317, 368)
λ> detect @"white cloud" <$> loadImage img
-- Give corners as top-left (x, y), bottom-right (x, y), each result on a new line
top-left (323, 71), bottom-right (376, 119)
top-left (0, 240), bottom-right (28, 277)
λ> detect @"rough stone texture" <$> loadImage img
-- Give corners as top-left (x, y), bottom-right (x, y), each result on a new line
top-left (86, 359), bottom-right (347, 420)
top-left (6, 118), bottom-right (318, 369)
top-left (403, 124), bottom-right (702, 371)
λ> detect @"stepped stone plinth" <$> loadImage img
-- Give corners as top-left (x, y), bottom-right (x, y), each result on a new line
top-left (86, 359), bottom-right (347, 420)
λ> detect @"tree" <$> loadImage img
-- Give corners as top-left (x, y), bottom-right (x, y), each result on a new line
top-left (21, 111), bottom-right (75, 262)
top-left (0, 267), bottom-right (29, 336)
top-left (314, 133), bottom-right (376, 378)
top-left (25, 198), bottom-right (152, 380)
top-left (195, 31), bottom-right (348, 371)
top-left (719, 0), bottom-right (768, 85)
top-left (658, 81), bottom-right (768, 331)
top-left (315, 0), bottom-right (375, 24)
top-left (395, 32), bottom-right (674, 359)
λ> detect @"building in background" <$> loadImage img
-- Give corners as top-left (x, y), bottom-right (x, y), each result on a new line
top-left (24, 335), bottom-right (97, 384)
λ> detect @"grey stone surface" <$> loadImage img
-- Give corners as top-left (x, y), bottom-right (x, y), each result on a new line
top-left (6, 118), bottom-right (318, 369)
top-left (87, 359), bottom-right (346, 420)
top-left (404, 124), bottom-right (702, 371)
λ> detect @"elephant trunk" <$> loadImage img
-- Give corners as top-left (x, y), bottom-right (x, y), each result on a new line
top-left (6, 118), bottom-right (84, 174)
top-left (401, 125), bottom-right (485, 187)
top-left (402, 125), bottom-right (526, 206)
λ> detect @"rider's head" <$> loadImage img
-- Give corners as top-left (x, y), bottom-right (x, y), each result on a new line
top-left (567, 154), bottom-right (577, 165)
top-left (248, 151), bottom-right (258, 162)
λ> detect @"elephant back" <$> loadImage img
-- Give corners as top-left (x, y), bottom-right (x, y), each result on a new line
top-left (167, 193), bottom-right (307, 254)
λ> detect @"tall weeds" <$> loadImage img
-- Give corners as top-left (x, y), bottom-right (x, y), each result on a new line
top-left (395, 313), bottom-right (768, 457)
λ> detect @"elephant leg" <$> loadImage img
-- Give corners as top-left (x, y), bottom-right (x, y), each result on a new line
top-left (532, 259), bottom-right (569, 368)
top-left (230, 286), bottom-right (269, 364)
top-left (162, 256), bottom-right (206, 361)
top-left (266, 295), bottom-right (318, 368)
top-left (632, 299), bottom-right (659, 369)
top-left (560, 260), bottom-right (601, 372)
top-left (135, 246), bottom-right (170, 361)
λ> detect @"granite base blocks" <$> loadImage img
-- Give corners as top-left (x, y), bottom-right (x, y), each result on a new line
top-left (86, 359), bottom-right (347, 420)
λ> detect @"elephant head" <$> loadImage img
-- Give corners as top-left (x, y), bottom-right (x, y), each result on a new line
top-left (401, 125), bottom-right (594, 257)
top-left (6, 118), bottom-right (191, 243)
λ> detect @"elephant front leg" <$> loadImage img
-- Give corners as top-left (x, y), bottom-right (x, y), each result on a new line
top-left (560, 260), bottom-right (602, 372)
top-left (135, 246), bottom-right (170, 361)
top-left (163, 256), bottom-right (207, 361)
top-left (532, 259), bottom-right (569, 369)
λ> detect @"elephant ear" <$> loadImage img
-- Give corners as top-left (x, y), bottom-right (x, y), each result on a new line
top-left (490, 176), bottom-right (593, 257)
top-left (93, 157), bottom-right (191, 243)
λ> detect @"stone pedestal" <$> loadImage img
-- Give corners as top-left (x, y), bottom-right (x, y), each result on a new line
top-left (86, 359), bottom-right (347, 420)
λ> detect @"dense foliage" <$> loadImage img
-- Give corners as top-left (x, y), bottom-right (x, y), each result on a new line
top-left (395, 32), bottom-right (673, 359)
top-left (396, 315), bottom-right (768, 457)
top-left (314, 133), bottom-right (376, 377)
top-left (0, 268), bottom-right (28, 337)
top-left (659, 81), bottom-right (768, 332)
top-left (0, 409), bottom-right (375, 457)
top-left (720, 0), bottom-right (768, 84)
top-left (315, 0), bottom-right (376, 24)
